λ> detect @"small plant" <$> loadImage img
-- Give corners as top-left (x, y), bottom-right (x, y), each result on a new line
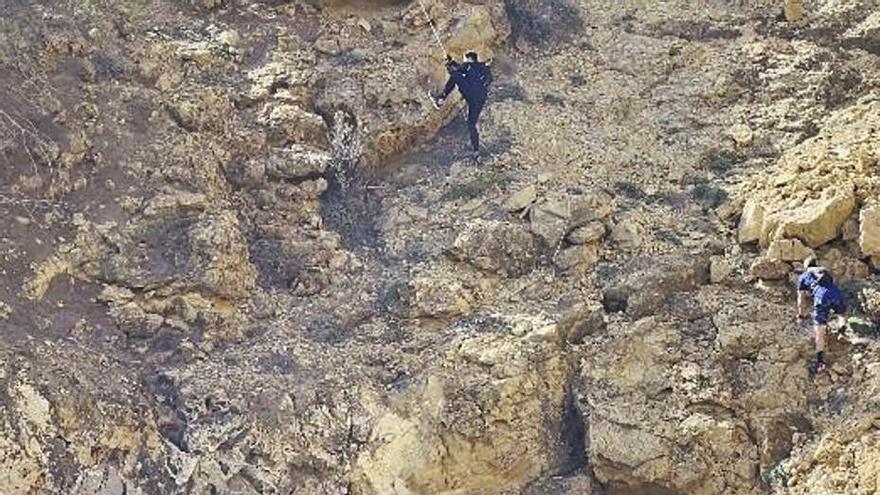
top-left (703, 148), bottom-right (746, 174)
top-left (613, 180), bottom-right (644, 200)
top-left (443, 172), bottom-right (510, 201)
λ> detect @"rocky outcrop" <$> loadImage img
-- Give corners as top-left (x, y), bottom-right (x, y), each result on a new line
top-left (3, 0), bottom-right (880, 493)
top-left (582, 288), bottom-right (817, 495)
top-left (355, 315), bottom-right (577, 494)
top-left (737, 100), bottom-right (880, 255)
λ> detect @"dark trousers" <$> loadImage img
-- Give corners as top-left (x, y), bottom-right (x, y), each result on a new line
top-left (466, 96), bottom-right (486, 152)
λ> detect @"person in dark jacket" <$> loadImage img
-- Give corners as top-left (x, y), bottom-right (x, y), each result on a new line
top-left (431, 51), bottom-right (493, 154)
top-left (796, 255), bottom-right (847, 376)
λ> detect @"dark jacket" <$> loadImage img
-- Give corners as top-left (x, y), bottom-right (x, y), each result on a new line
top-left (442, 61), bottom-right (493, 101)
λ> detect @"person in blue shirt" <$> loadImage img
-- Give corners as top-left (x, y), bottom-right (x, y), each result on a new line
top-left (431, 51), bottom-right (493, 155)
top-left (797, 255), bottom-right (847, 375)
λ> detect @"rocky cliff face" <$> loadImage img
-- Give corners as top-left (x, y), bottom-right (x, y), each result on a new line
top-left (1, 0), bottom-right (879, 494)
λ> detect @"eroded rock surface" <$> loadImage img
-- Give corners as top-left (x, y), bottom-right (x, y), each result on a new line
top-left (2, 0), bottom-right (880, 493)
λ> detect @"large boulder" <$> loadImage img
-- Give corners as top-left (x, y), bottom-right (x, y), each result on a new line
top-left (759, 189), bottom-right (856, 248)
top-left (264, 145), bottom-right (332, 181)
top-left (600, 255), bottom-right (710, 317)
top-left (407, 266), bottom-right (478, 319)
top-left (749, 256), bottom-right (791, 280)
top-left (258, 102), bottom-right (328, 147)
top-left (582, 317), bottom-right (761, 495)
top-left (355, 315), bottom-right (577, 494)
top-left (97, 210), bottom-right (256, 300)
top-left (448, 220), bottom-right (538, 278)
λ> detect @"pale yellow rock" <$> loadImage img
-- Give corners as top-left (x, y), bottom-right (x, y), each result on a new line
top-left (736, 100), bottom-right (880, 252)
top-left (855, 437), bottom-right (880, 495)
top-left (217, 29), bottom-right (240, 47)
top-left (766, 238), bottom-right (813, 262)
top-left (259, 102), bottom-right (328, 146)
top-left (749, 256), bottom-right (790, 280)
top-left (784, 0), bottom-right (804, 23)
top-left (0, 433), bottom-right (43, 494)
top-left (860, 204), bottom-right (880, 258)
top-left (761, 189), bottom-right (855, 248)
top-left (727, 124), bottom-right (754, 147)
top-left (444, 6), bottom-right (500, 67)
top-left (14, 382), bottom-right (52, 434)
top-left (409, 270), bottom-right (475, 319)
top-left (503, 185), bottom-right (537, 212)
top-left (738, 198), bottom-right (765, 243)
top-left (356, 327), bottom-right (571, 495)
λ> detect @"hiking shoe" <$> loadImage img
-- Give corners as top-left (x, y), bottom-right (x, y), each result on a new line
top-left (808, 359), bottom-right (827, 379)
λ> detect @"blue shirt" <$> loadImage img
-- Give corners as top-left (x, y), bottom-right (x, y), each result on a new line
top-left (797, 270), bottom-right (818, 292)
top-left (813, 283), bottom-right (846, 315)
top-left (800, 267), bottom-right (846, 322)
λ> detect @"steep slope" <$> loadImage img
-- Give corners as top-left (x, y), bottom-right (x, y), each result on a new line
top-left (0, 0), bottom-right (879, 494)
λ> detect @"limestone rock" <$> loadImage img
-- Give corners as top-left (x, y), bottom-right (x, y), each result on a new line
top-left (503, 185), bottom-right (537, 212)
top-left (530, 198), bottom-right (570, 245)
top-left (709, 256), bottom-right (736, 284)
top-left (860, 286), bottom-right (880, 321)
top-left (582, 317), bottom-right (763, 495)
top-left (356, 320), bottom-right (574, 495)
top-left (93, 209), bottom-right (256, 302)
top-left (727, 124), bottom-right (754, 147)
top-left (557, 302), bottom-right (606, 345)
top-left (449, 220), bottom-right (538, 278)
top-left (818, 248), bottom-right (870, 282)
top-left (860, 204), bottom-right (880, 258)
top-left (737, 100), bottom-right (880, 249)
top-left (766, 238), bottom-right (813, 262)
top-left (566, 221), bottom-right (606, 245)
top-left (569, 189), bottom-right (614, 226)
top-left (748, 256), bottom-right (790, 280)
top-left (259, 103), bottom-right (328, 147)
top-left (784, 0), bottom-right (804, 23)
top-left (738, 198), bottom-right (765, 244)
top-left (265, 145), bottom-right (332, 181)
top-left (188, 211), bottom-right (258, 300)
top-left (409, 269), bottom-right (476, 319)
top-left (554, 243), bottom-right (601, 272)
top-left (441, 5), bottom-right (506, 75)
top-left (601, 255), bottom-right (710, 317)
top-left (168, 89), bottom-right (232, 132)
top-left (841, 217), bottom-right (860, 241)
top-left (609, 220), bottom-right (644, 250)
top-left (761, 190), bottom-right (855, 248)
top-left (531, 190), bottom-right (614, 245)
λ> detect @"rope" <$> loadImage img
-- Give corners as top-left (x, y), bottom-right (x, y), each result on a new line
top-left (416, 0), bottom-right (449, 58)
